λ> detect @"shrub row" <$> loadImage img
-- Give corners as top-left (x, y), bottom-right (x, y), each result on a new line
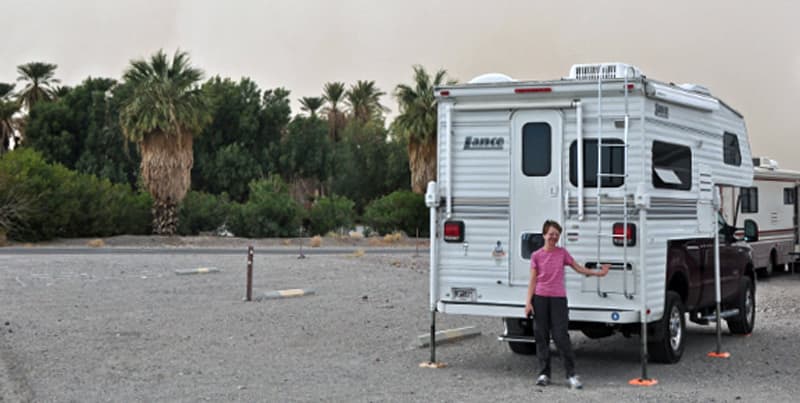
top-left (0, 150), bottom-right (427, 241)
top-left (0, 149), bottom-right (151, 241)
top-left (177, 183), bottom-right (424, 238)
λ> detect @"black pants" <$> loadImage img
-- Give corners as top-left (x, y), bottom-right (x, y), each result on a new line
top-left (533, 295), bottom-right (576, 378)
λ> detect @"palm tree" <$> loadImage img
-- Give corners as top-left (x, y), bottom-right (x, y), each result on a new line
top-left (119, 49), bottom-right (208, 235)
top-left (0, 83), bottom-right (19, 154)
top-left (393, 65), bottom-right (455, 193)
top-left (345, 80), bottom-right (388, 123)
top-left (299, 96), bottom-right (324, 118)
top-left (322, 82), bottom-right (346, 142)
top-left (16, 62), bottom-right (60, 110)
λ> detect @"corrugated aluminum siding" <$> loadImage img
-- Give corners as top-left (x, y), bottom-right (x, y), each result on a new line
top-left (436, 107), bottom-right (512, 292)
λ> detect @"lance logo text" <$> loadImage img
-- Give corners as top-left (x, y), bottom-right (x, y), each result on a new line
top-left (463, 136), bottom-right (504, 150)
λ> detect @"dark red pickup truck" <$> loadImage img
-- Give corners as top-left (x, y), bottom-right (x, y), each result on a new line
top-left (652, 217), bottom-right (756, 362)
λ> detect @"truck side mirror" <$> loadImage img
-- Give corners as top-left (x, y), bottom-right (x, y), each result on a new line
top-left (744, 219), bottom-right (758, 242)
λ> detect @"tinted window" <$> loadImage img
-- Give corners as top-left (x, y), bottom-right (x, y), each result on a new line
top-left (741, 187), bottom-right (758, 213)
top-left (784, 187), bottom-right (795, 205)
top-left (569, 139), bottom-right (625, 187)
top-left (522, 123), bottom-right (551, 176)
top-left (652, 141), bottom-right (692, 191)
top-left (723, 132), bottom-right (742, 166)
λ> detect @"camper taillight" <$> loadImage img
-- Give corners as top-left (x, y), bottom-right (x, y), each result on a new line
top-left (612, 223), bottom-right (636, 247)
top-left (443, 221), bottom-right (465, 242)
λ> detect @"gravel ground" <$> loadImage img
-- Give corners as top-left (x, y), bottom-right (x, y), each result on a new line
top-left (1, 240), bottom-right (800, 402)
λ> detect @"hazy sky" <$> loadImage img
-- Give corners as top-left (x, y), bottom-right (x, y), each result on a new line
top-left (3, 0), bottom-right (799, 168)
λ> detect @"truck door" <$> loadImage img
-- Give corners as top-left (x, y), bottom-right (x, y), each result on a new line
top-left (510, 110), bottom-right (563, 285)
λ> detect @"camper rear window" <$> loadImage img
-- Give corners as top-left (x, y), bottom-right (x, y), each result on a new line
top-left (723, 132), bottom-right (742, 166)
top-left (522, 123), bottom-right (551, 176)
top-left (569, 139), bottom-right (625, 187)
top-left (652, 141), bottom-right (692, 191)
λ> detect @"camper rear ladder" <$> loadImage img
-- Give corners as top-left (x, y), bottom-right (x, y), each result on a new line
top-left (592, 69), bottom-right (634, 300)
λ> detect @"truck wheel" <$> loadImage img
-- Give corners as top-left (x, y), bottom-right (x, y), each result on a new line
top-left (726, 277), bottom-right (756, 334)
top-left (504, 318), bottom-right (536, 355)
top-left (648, 291), bottom-right (685, 364)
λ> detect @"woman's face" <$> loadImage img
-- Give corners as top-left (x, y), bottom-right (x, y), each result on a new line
top-left (544, 226), bottom-right (561, 247)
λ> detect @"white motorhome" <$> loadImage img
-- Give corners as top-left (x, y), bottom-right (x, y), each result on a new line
top-left (425, 63), bottom-right (757, 366)
top-left (720, 158), bottom-right (800, 276)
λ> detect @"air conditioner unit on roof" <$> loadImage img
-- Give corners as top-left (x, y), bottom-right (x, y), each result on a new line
top-left (568, 63), bottom-right (642, 80)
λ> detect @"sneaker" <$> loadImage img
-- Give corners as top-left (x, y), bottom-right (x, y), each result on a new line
top-left (536, 374), bottom-right (550, 386)
top-left (568, 375), bottom-right (583, 390)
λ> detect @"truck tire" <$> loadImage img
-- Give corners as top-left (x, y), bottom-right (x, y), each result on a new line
top-left (648, 291), bottom-right (686, 364)
top-left (504, 318), bottom-right (537, 355)
top-left (726, 276), bottom-right (756, 334)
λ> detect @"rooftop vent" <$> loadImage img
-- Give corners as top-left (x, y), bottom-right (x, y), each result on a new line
top-left (753, 157), bottom-right (778, 170)
top-left (468, 73), bottom-right (516, 84)
top-left (568, 63), bottom-right (642, 80)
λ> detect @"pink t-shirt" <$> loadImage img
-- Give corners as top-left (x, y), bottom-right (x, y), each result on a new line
top-left (530, 247), bottom-right (574, 297)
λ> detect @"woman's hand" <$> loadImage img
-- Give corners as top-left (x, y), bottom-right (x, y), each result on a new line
top-left (524, 302), bottom-right (534, 318)
top-left (598, 264), bottom-right (611, 277)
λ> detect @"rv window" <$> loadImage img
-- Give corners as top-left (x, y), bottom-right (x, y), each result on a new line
top-left (522, 123), bottom-right (551, 176)
top-left (569, 139), bottom-right (625, 187)
top-left (784, 188), bottom-right (795, 205)
top-left (741, 187), bottom-right (758, 213)
top-left (652, 141), bottom-right (692, 191)
top-left (723, 132), bottom-right (742, 166)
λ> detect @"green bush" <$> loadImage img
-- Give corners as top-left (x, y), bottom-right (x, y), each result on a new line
top-left (0, 149), bottom-right (151, 241)
top-left (177, 191), bottom-right (232, 235)
top-left (362, 191), bottom-right (427, 236)
top-left (228, 176), bottom-right (303, 237)
top-left (307, 195), bottom-right (355, 236)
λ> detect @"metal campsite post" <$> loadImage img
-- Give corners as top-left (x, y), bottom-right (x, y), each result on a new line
top-left (715, 215), bottom-right (723, 352)
top-left (708, 189), bottom-right (730, 358)
top-left (415, 228), bottom-right (420, 257)
top-left (246, 246), bottom-right (254, 301)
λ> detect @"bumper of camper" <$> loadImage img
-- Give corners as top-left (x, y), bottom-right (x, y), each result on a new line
top-left (437, 301), bottom-right (642, 324)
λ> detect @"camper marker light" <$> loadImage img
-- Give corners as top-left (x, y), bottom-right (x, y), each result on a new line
top-left (440, 90), bottom-right (450, 96)
top-left (514, 87), bottom-right (552, 94)
top-left (443, 221), bottom-right (464, 243)
top-left (613, 223), bottom-right (636, 246)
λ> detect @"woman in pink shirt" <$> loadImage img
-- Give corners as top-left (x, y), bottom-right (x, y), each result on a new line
top-left (524, 220), bottom-right (610, 389)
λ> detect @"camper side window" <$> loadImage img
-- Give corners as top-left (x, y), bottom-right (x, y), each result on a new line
top-left (652, 141), bottom-right (692, 191)
top-left (522, 123), bottom-right (551, 176)
top-left (784, 188), bottom-right (795, 205)
top-left (569, 139), bottom-right (625, 187)
top-left (741, 187), bottom-right (758, 213)
top-left (723, 132), bottom-right (742, 166)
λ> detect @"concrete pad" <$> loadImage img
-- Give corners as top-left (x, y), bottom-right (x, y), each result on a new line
top-left (416, 326), bottom-right (481, 348)
top-left (174, 267), bottom-right (221, 275)
top-left (256, 288), bottom-right (316, 300)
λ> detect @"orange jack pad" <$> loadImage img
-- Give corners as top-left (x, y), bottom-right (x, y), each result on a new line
top-left (707, 351), bottom-right (731, 358)
top-left (629, 378), bottom-right (658, 386)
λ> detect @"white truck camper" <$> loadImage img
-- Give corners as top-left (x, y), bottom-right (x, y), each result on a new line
top-left (425, 63), bottom-right (757, 370)
top-left (720, 158), bottom-right (800, 276)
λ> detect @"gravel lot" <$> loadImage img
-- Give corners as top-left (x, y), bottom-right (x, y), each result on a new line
top-left (1, 240), bottom-right (800, 402)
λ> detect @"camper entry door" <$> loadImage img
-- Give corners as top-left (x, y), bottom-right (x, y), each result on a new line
top-left (510, 110), bottom-right (564, 286)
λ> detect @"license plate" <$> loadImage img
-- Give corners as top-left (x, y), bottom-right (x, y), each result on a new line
top-left (452, 287), bottom-right (477, 302)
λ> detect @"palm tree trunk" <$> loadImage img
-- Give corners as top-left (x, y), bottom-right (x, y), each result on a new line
top-left (140, 129), bottom-right (193, 235)
top-left (152, 200), bottom-right (178, 235)
top-left (408, 138), bottom-right (437, 194)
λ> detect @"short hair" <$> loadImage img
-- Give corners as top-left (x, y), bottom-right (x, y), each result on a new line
top-left (542, 220), bottom-right (562, 235)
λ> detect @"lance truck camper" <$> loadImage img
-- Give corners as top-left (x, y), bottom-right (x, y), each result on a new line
top-left (425, 63), bottom-right (757, 365)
